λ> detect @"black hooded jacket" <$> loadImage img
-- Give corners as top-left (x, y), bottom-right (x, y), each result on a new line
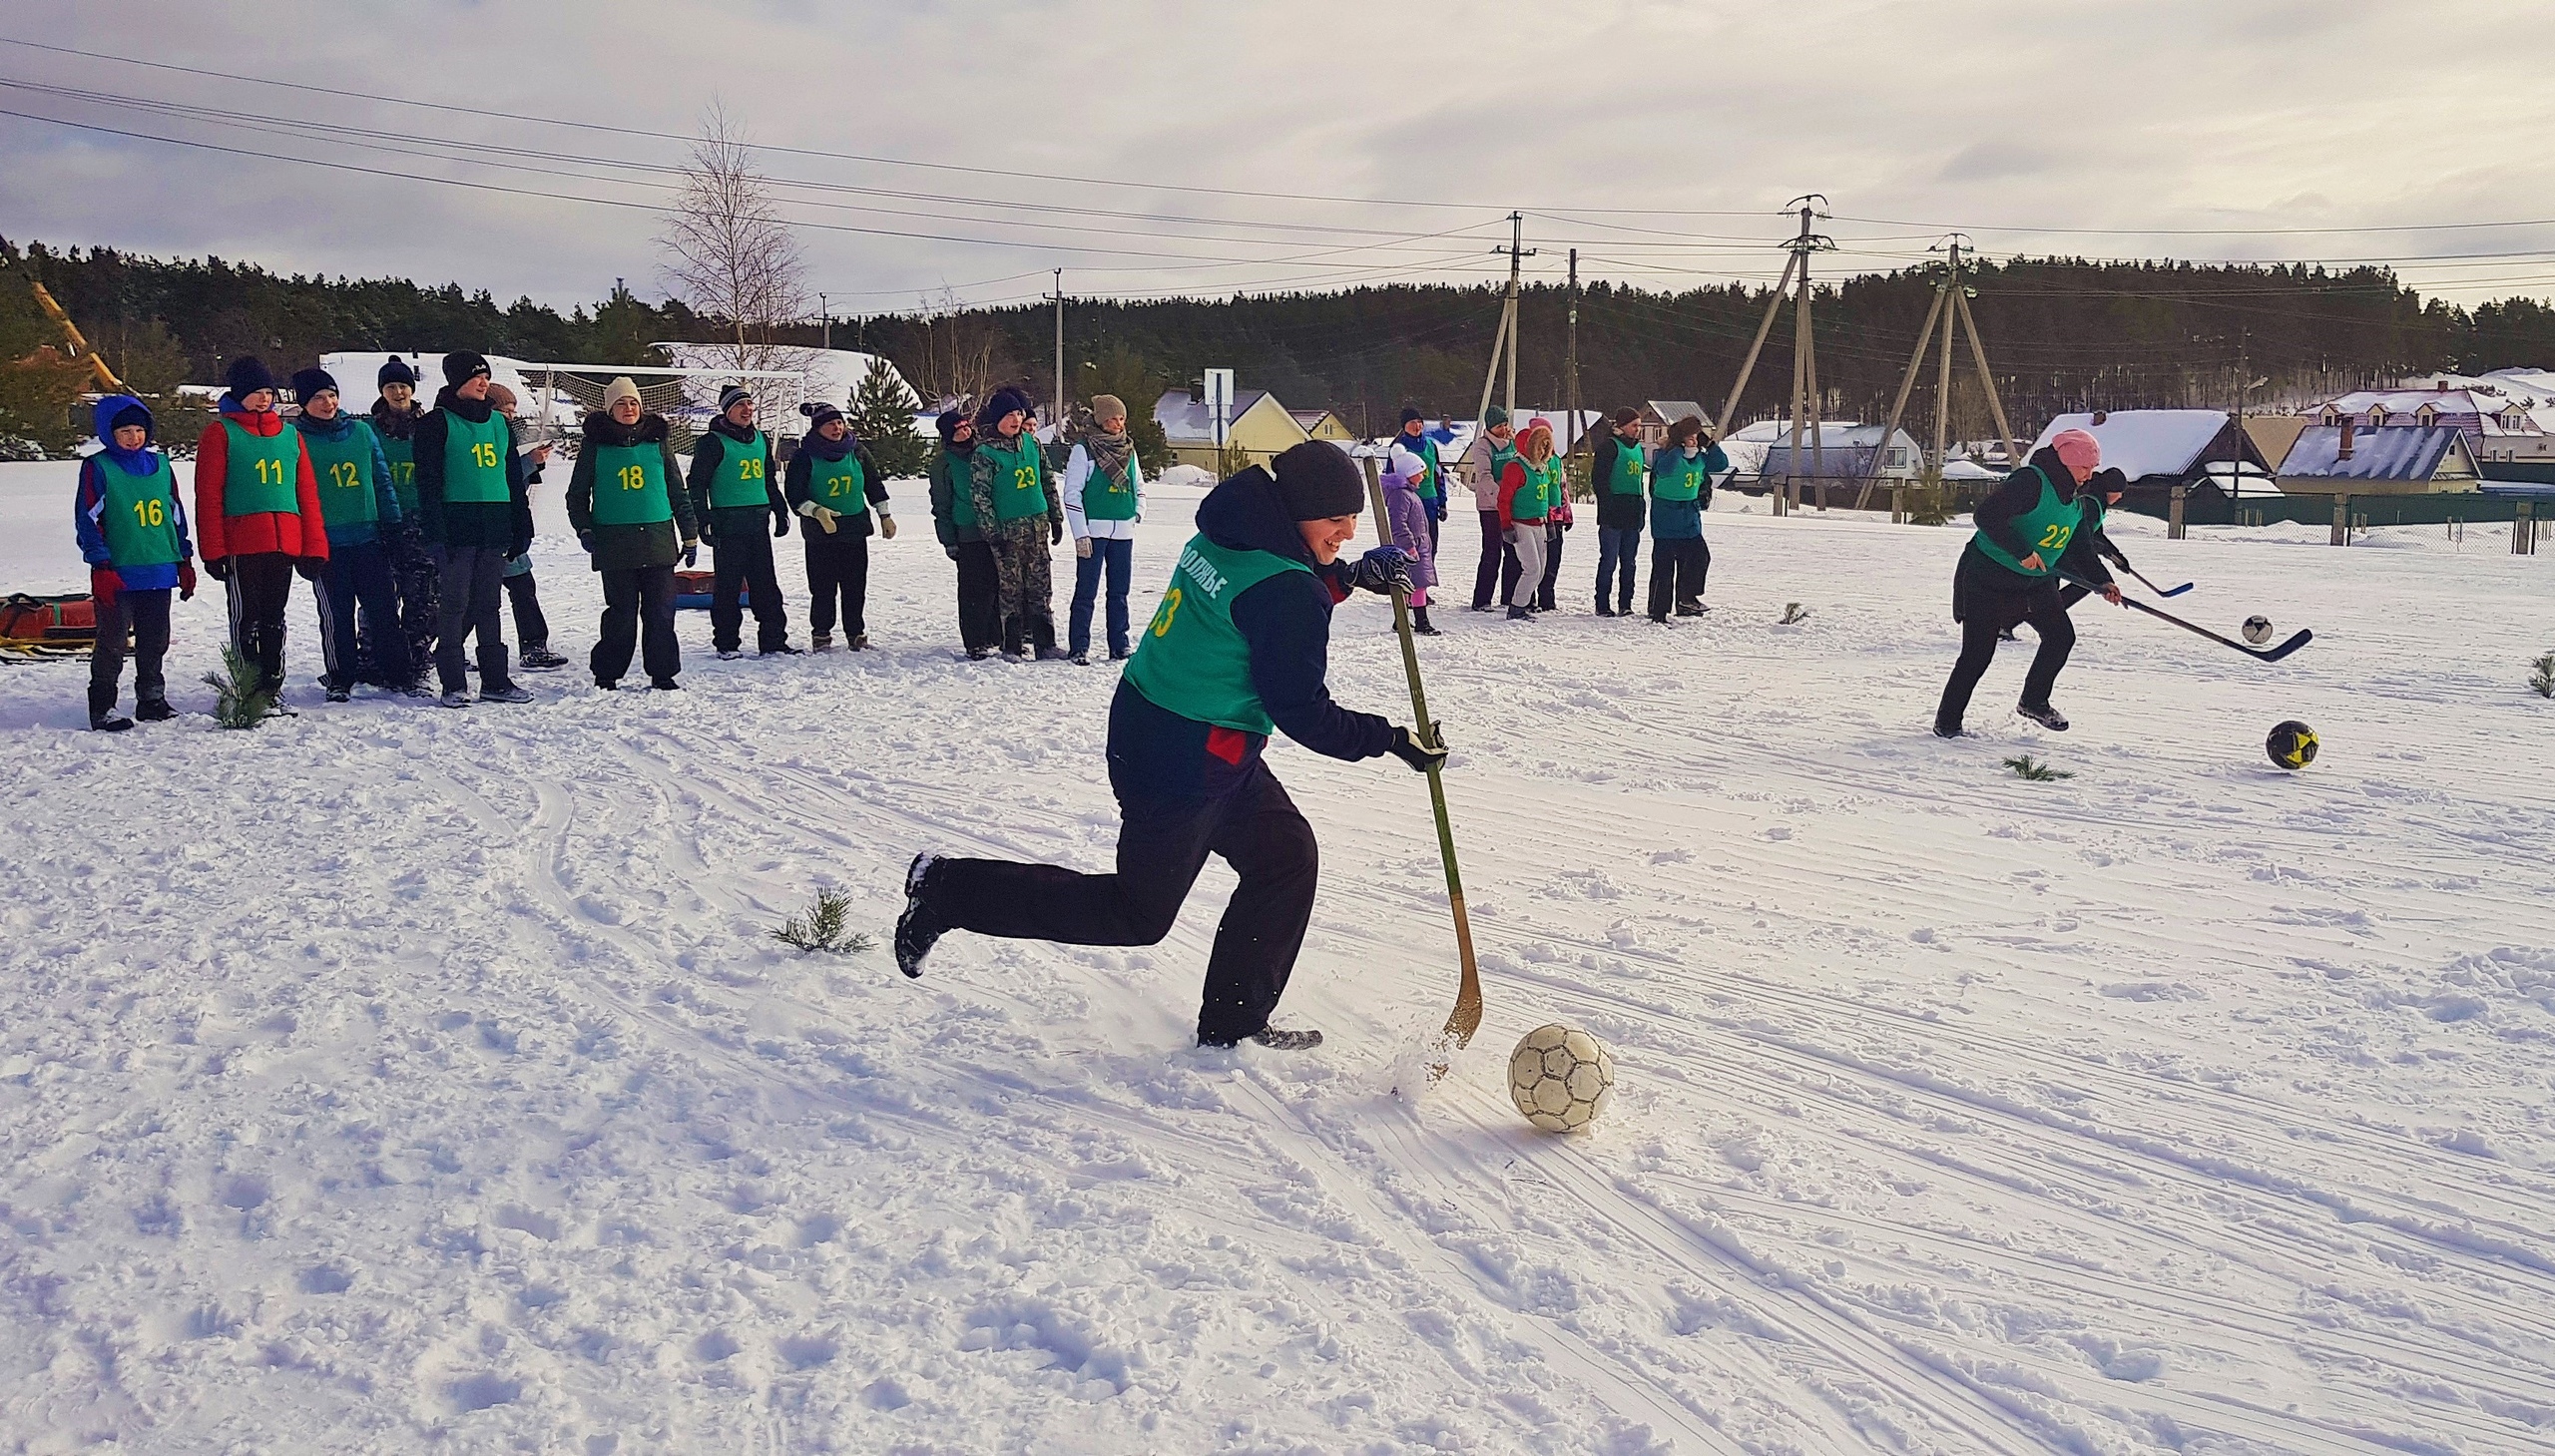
top-left (412, 386), bottom-right (534, 553)
top-left (1106, 466), bottom-right (1396, 801)
top-left (565, 411), bottom-right (698, 573)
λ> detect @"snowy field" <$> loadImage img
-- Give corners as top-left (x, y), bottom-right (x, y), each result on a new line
top-left (3, 456), bottom-right (2553, 1454)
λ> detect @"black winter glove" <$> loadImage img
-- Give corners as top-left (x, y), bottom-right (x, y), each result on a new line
top-left (577, 530), bottom-right (595, 554)
top-left (945, 546), bottom-right (961, 563)
top-left (1435, 496), bottom-right (1448, 522)
top-left (1387, 724), bottom-right (1449, 774)
top-left (293, 558), bottom-right (325, 583)
top-left (206, 556), bottom-right (234, 583)
top-left (1050, 518), bottom-right (1065, 547)
top-left (1345, 545), bottom-right (1415, 597)
top-left (773, 511), bottom-right (790, 538)
top-left (698, 517), bottom-right (716, 546)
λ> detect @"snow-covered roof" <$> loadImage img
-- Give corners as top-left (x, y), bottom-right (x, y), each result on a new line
top-left (2031, 410), bottom-right (2234, 481)
top-left (2280, 425), bottom-right (2471, 482)
top-left (318, 351), bottom-right (576, 424)
top-left (1155, 387), bottom-right (1281, 443)
top-left (1643, 400), bottom-right (1712, 428)
top-left (651, 344), bottom-right (911, 421)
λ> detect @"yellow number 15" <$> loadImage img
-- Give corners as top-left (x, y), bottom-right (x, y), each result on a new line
top-left (470, 442), bottom-right (501, 468)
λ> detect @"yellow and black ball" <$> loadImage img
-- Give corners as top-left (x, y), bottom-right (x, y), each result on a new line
top-left (2266, 720), bottom-right (2318, 770)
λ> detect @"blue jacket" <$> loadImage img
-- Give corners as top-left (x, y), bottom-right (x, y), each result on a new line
top-left (1648, 442), bottom-right (1730, 541)
top-left (1106, 465), bottom-right (1396, 801)
top-left (291, 410), bottom-right (401, 547)
top-left (75, 395), bottom-right (193, 591)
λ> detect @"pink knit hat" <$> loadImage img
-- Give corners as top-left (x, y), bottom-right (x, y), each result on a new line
top-left (2049, 428), bottom-right (2101, 482)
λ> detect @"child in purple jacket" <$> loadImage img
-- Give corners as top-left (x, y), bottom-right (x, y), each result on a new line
top-left (1379, 463), bottom-right (1440, 636)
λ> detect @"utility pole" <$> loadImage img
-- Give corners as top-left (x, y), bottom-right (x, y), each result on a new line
top-left (1474, 211), bottom-right (1534, 442)
top-left (818, 292), bottom-right (830, 351)
top-left (1565, 247), bottom-right (1581, 461)
top-left (1859, 233), bottom-right (2025, 518)
top-left (1052, 268), bottom-right (1066, 434)
top-left (1780, 197), bottom-right (1835, 516)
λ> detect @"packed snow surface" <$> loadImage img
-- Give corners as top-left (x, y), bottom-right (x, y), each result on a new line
top-left (3, 461), bottom-right (2553, 1453)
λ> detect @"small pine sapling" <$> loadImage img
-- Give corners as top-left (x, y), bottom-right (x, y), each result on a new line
top-left (2531, 651), bottom-right (2554, 699)
top-left (771, 888), bottom-right (874, 954)
top-left (2003, 753), bottom-right (2074, 781)
top-left (1779, 602), bottom-right (1810, 625)
top-left (201, 645), bottom-right (275, 728)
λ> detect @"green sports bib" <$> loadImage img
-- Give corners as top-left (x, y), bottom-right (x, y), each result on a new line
top-left (99, 455), bottom-right (183, 568)
top-left (220, 419), bottom-right (301, 517)
top-left (1510, 458), bottom-right (1558, 522)
top-left (1607, 440), bottom-right (1647, 495)
top-left (708, 430), bottom-right (769, 509)
top-left (299, 419), bottom-right (380, 529)
top-left (809, 450), bottom-right (868, 513)
top-left (379, 434), bottom-right (419, 515)
top-left (1081, 451), bottom-right (1138, 521)
top-left (1972, 466), bottom-right (2074, 578)
top-left (590, 442), bottom-right (674, 527)
top-left (1404, 435), bottom-right (1440, 500)
top-left (440, 411), bottom-right (512, 505)
top-left (1652, 451), bottom-right (1709, 502)
top-left (1122, 534), bottom-right (1312, 734)
top-left (983, 435), bottom-right (1049, 523)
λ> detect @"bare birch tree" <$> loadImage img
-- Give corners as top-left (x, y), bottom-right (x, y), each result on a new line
top-left (660, 104), bottom-right (808, 409)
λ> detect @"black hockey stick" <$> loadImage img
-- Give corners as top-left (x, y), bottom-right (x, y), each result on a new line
top-left (2123, 566), bottom-right (2193, 598)
top-left (2064, 572), bottom-right (2309, 662)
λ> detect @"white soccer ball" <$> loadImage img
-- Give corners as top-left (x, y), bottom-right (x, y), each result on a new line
top-left (2242, 614), bottom-right (2275, 645)
top-left (1508, 1023), bottom-right (1615, 1134)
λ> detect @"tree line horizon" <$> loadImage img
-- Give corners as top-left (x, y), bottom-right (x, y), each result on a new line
top-left (10, 236), bottom-right (2554, 451)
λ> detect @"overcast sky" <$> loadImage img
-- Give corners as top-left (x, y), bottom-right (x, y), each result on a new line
top-left (4, 0), bottom-right (2552, 315)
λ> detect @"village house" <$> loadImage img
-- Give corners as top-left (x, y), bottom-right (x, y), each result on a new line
top-left (1154, 386), bottom-right (1311, 472)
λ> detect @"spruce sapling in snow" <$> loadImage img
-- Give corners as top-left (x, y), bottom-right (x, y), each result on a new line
top-left (2532, 651), bottom-right (2554, 699)
top-left (203, 644), bottom-right (276, 728)
top-left (1780, 602), bottom-right (1809, 625)
top-left (2003, 753), bottom-right (2073, 781)
top-left (771, 889), bottom-right (872, 954)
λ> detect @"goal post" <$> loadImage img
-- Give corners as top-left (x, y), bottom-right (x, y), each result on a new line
top-left (513, 362), bottom-right (806, 455)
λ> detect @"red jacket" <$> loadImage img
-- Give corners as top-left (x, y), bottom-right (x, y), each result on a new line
top-left (195, 406), bottom-right (327, 564)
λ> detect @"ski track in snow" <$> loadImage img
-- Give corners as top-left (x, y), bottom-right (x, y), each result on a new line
top-left (3, 460), bottom-right (2553, 1453)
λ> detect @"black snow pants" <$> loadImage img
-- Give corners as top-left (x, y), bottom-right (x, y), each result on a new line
top-left (1646, 537), bottom-right (1709, 620)
top-left (804, 532), bottom-right (870, 641)
top-left (952, 540), bottom-right (1000, 654)
top-left (1936, 545), bottom-right (2075, 732)
top-left (223, 551), bottom-right (295, 694)
top-left (90, 587), bottom-right (172, 719)
top-left (708, 507), bottom-right (788, 653)
top-left (594, 564), bottom-right (680, 687)
top-left (922, 758), bottom-right (1319, 1046)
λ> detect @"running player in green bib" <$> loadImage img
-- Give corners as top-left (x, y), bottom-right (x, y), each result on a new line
top-left (1934, 428), bottom-right (2124, 736)
top-left (896, 443), bottom-right (1444, 1051)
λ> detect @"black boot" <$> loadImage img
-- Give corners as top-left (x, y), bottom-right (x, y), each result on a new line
top-left (2016, 702), bottom-right (2070, 731)
top-left (893, 853), bottom-right (944, 978)
top-left (135, 699), bottom-right (176, 723)
top-left (1412, 607), bottom-right (1441, 637)
top-left (1506, 605), bottom-right (1533, 621)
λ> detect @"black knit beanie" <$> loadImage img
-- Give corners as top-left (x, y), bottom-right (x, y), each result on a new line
top-left (225, 355), bottom-right (276, 399)
top-left (718, 384), bottom-right (755, 415)
top-left (290, 367), bottom-right (339, 403)
top-left (442, 351), bottom-right (492, 387)
top-left (800, 400), bottom-right (844, 430)
top-left (1272, 442), bottom-right (1365, 521)
top-left (377, 355), bottom-right (418, 388)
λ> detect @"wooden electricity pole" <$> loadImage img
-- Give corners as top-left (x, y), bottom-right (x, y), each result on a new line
top-left (1051, 268), bottom-right (1065, 433)
top-left (1473, 212), bottom-right (1534, 434)
top-left (1713, 199), bottom-right (1832, 517)
top-left (1855, 236), bottom-right (2026, 518)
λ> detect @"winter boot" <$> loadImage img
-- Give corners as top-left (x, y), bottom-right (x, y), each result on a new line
top-left (2015, 702), bottom-right (2069, 731)
top-left (717, 649), bottom-right (744, 661)
top-left (893, 853), bottom-right (944, 978)
top-left (325, 682), bottom-right (352, 704)
top-left (135, 699), bottom-right (176, 723)
top-left (1035, 647), bottom-right (1073, 663)
top-left (595, 677), bottom-right (619, 692)
top-left (1932, 721), bottom-right (1964, 739)
top-left (761, 643), bottom-right (802, 657)
top-left (1108, 648), bottom-right (1133, 662)
top-left (1675, 601), bottom-right (1708, 616)
top-left (966, 646), bottom-right (994, 662)
top-left (1506, 605), bottom-right (1534, 621)
top-left (440, 688), bottom-right (472, 709)
top-left (1595, 602), bottom-right (1616, 618)
top-left (1069, 652), bottom-right (1091, 667)
top-left (850, 634), bottom-right (868, 651)
top-left (519, 645), bottom-right (570, 672)
top-left (1241, 1026), bottom-right (1323, 1051)
top-left (90, 713), bottom-right (135, 733)
top-left (1412, 608), bottom-right (1441, 637)
top-left (811, 632), bottom-right (834, 653)
top-left (481, 683), bottom-right (536, 706)
top-left (651, 677), bottom-right (681, 691)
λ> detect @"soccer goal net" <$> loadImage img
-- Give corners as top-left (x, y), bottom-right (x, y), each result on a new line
top-left (515, 363), bottom-right (807, 456)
